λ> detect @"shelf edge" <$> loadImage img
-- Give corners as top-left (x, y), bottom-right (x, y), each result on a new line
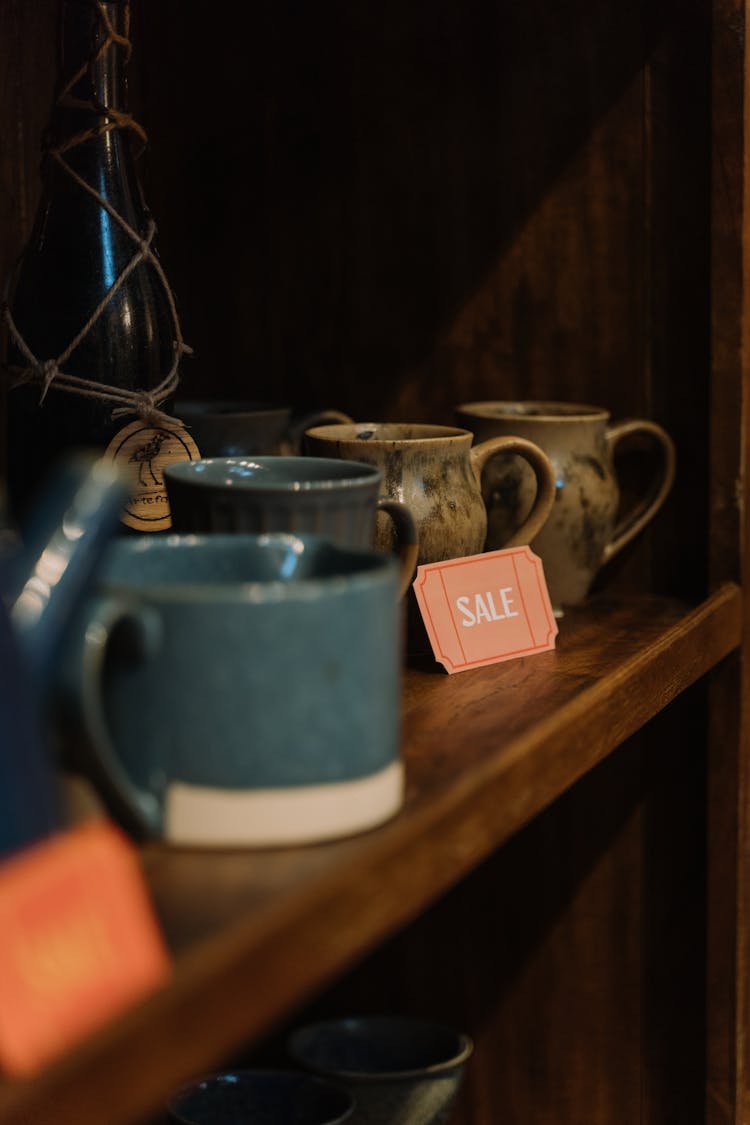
top-left (0, 583), bottom-right (741, 1125)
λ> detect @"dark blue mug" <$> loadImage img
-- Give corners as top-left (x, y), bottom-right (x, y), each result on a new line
top-left (0, 454), bottom-right (127, 858)
top-left (163, 457), bottom-right (418, 599)
top-left (174, 400), bottom-right (353, 457)
top-left (56, 532), bottom-right (404, 847)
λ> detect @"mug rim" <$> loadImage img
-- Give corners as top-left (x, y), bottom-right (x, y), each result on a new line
top-left (163, 456), bottom-right (384, 492)
top-left (456, 400), bottom-right (610, 421)
top-left (97, 533), bottom-right (398, 604)
top-left (305, 422), bottom-right (473, 443)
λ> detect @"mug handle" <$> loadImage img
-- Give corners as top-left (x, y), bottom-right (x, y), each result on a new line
top-left (61, 596), bottom-right (164, 838)
top-left (375, 498), bottom-right (420, 598)
top-left (470, 436), bottom-right (557, 547)
top-left (285, 409), bottom-right (355, 453)
top-left (602, 420), bottom-right (676, 564)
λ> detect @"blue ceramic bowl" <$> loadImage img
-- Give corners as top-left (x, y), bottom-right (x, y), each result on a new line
top-left (288, 1016), bottom-right (473, 1125)
top-left (167, 1069), bottom-right (355, 1125)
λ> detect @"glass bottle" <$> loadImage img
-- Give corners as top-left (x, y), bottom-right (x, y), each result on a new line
top-left (3, 0), bottom-right (198, 532)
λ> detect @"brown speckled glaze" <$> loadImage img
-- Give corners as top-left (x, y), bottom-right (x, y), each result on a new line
top-left (303, 423), bottom-right (556, 568)
top-left (455, 402), bottom-right (676, 612)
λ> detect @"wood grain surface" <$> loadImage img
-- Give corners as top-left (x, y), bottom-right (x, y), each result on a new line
top-left (0, 586), bottom-right (739, 1125)
top-left (0, 0), bottom-right (744, 1122)
top-left (706, 1), bottom-right (750, 1121)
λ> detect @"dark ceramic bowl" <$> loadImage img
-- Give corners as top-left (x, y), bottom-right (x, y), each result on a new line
top-left (288, 1016), bottom-right (473, 1125)
top-left (166, 1069), bottom-right (355, 1125)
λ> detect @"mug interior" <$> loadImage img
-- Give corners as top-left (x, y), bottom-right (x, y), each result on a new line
top-left (164, 457), bottom-right (382, 491)
top-left (99, 533), bottom-right (391, 593)
top-left (288, 1016), bottom-right (473, 1079)
top-left (305, 423), bottom-right (469, 442)
top-left (167, 1070), bottom-right (354, 1125)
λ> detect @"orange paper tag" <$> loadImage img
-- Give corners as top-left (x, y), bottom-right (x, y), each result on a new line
top-left (0, 820), bottom-right (170, 1076)
top-left (413, 546), bottom-right (558, 673)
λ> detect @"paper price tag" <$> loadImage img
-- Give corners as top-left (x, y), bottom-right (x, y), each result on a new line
top-left (413, 546), bottom-right (558, 673)
top-left (0, 819), bottom-right (170, 1076)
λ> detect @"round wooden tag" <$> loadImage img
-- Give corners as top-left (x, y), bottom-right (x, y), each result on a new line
top-left (104, 420), bottom-right (201, 532)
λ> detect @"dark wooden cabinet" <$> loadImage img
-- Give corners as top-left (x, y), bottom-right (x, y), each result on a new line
top-left (0, 1), bottom-right (748, 1122)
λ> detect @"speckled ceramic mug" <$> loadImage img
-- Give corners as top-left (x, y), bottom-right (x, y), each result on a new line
top-left (454, 401), bottom-right (676, 613)
top-left (303, 423), bottom-right (556, 567)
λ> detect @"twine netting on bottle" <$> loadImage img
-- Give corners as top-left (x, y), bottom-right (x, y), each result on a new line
top-left (2, 0), bottom-right (190, 429)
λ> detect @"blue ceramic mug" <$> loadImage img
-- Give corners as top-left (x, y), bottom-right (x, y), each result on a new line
top-left (0, 453), bottom-right (128, 857)
top-left (56, 533), bottom-right (403, 848)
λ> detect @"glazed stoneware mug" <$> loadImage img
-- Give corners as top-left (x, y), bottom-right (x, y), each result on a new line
top-left (164, 456), bottom-right (418, 599)
top-left (454, 401), bottom-right (676, 613)
top-left (55, 533), bottom-right (404, 848)
top-left (288, 1015), bottom-right (474, 1125)
top-left (174, 400), bottom-right (353, 457)
top-left (167, 1070), bottom-right (355, 1125)
top-left (302, 423), bottom-right (556, 567)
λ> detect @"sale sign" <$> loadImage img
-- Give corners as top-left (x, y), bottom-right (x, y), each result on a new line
top-left (413, 546), bottom-right (558, 673)
top-left (0, 820), bottom-right (170, 1075)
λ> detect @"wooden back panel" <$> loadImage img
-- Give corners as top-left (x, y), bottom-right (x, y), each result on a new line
top-left (1, 0), bottom-right (710, 598)
top-left (0, 2), bottom-right (731, 1122)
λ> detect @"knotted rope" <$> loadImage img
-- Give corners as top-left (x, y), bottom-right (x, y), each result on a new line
top-left (3, 0), bottom-right (190, 429)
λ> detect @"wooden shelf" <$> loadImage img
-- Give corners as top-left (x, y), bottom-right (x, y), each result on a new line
top-left (0, 584), bottom-right (741, 1125)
